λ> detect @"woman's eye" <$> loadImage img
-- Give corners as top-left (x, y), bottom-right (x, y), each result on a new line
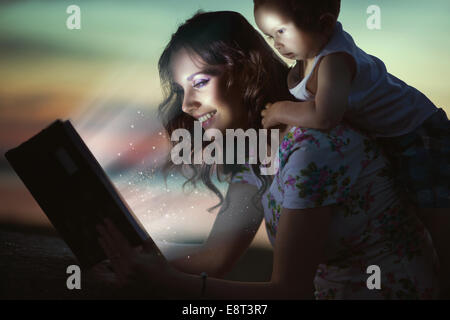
top-left (193, 78), bottom-right (210, 89)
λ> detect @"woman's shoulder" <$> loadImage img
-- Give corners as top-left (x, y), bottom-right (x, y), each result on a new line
top-left (280, 123), bottom-right (363, 152)
top-left (279, 124), bottom-right (371, 170)
top-left (278, 124), bottom-right (386, 209)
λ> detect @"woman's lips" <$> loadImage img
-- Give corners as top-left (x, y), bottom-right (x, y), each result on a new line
top-left (201, 112), bottom-right (217, 129)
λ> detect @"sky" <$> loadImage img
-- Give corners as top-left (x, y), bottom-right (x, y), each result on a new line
top-left (0, 0), bottom-right (449, 249)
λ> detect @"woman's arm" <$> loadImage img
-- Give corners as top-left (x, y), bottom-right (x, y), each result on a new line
top-left (96, 204), bottom-right (332, 299)
top-left (169, 182), bottom-right (264, 278)
top-left (153, 205), bottom-right (333, 299)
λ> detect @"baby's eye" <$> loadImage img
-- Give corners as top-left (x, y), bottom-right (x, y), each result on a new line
top-left (277, 28), bottom-right (285, 35)
top-left (193, 78), bottom-right (210, 89)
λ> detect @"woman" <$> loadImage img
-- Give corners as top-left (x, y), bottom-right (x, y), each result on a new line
top-left (95, 11), bottom-right (438, 299)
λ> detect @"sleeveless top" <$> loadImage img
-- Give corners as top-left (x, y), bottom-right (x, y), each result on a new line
top-left (289, 21), bottom-right (438, 138)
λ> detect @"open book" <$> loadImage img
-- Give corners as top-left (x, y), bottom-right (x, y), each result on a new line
top-left (5, 120), bottom-right (152, 268)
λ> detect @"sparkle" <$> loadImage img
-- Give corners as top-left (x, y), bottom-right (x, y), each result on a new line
top-left (130, 124), bottom-right (135, 129)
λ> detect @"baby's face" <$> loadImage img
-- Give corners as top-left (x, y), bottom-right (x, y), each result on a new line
top-left (254, 6), bottom-right (322, 61)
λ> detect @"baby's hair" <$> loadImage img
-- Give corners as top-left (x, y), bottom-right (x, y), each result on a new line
top-left (254, 0), bottom-right (341, 33)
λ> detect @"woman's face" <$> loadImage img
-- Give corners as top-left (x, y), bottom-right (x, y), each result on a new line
top-left (170, 48), bottom-right (248, 136)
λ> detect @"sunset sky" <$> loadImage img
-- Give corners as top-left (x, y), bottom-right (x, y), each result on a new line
top-left (1, 0), bottom-right (449, 249)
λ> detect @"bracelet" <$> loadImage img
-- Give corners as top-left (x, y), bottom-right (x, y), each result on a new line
top-left (200, 272), bottom-right (208, 298)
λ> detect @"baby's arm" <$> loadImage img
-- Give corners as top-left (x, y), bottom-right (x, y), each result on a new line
top-left (263, 53), bottom-right (354, 130)
top-left (261, 100), bottom-right (316, 129)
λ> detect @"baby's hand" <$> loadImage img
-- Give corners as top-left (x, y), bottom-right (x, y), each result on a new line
top-left (261, 102), bottom-right (282, 129)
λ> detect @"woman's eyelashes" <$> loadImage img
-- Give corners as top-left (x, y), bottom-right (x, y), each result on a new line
top-left (193, 77), bottom-right (210, 89)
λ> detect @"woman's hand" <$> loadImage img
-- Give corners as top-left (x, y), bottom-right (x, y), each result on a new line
top-left (95, 218), bottom-right (176, 293)
top-left (261, 102), bottom-right (283, 129)
top-left (88, 260), bottom-right (122, 289)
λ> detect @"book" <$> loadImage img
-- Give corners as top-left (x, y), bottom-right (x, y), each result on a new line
top-left (4, 119), bottom-right (152, 268)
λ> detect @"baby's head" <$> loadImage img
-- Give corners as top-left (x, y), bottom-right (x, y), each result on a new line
top-left (254, 0), bottom-right (340, 60)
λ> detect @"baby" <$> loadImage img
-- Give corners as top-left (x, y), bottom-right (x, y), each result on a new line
top-left (254, 0), bottom-right (450, 296)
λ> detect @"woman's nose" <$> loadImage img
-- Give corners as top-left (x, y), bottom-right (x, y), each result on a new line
top-left (181, 90), bottom-right (200, 114)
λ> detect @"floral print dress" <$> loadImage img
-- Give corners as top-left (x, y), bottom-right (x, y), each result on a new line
top-left (230, 124), bottom-right (439, 299)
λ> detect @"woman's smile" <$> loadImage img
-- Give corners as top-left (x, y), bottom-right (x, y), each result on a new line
top-left (170, 48), bottom-right (248, 134)
top-left (198, 110), bottom-right (218, 129)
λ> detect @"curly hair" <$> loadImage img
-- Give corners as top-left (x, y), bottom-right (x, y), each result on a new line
top-left (157, 11), bottom-right (293, 213)
top-left (254, 0), bottom-right (341, 33)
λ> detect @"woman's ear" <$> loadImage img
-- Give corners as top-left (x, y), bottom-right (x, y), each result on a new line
top-left (319, 13), bottom-right (337, 37)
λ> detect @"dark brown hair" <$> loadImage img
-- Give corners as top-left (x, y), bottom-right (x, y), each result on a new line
top-left (254, 0), bottom-right (341, 33)
top-left (157, 11), bottom-right (293, 212)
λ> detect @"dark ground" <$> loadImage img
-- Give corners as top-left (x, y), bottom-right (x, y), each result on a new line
top-left (0, 223), bottom-right (273, 300)
top-left (2, 224), bottom-right (448, 300)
